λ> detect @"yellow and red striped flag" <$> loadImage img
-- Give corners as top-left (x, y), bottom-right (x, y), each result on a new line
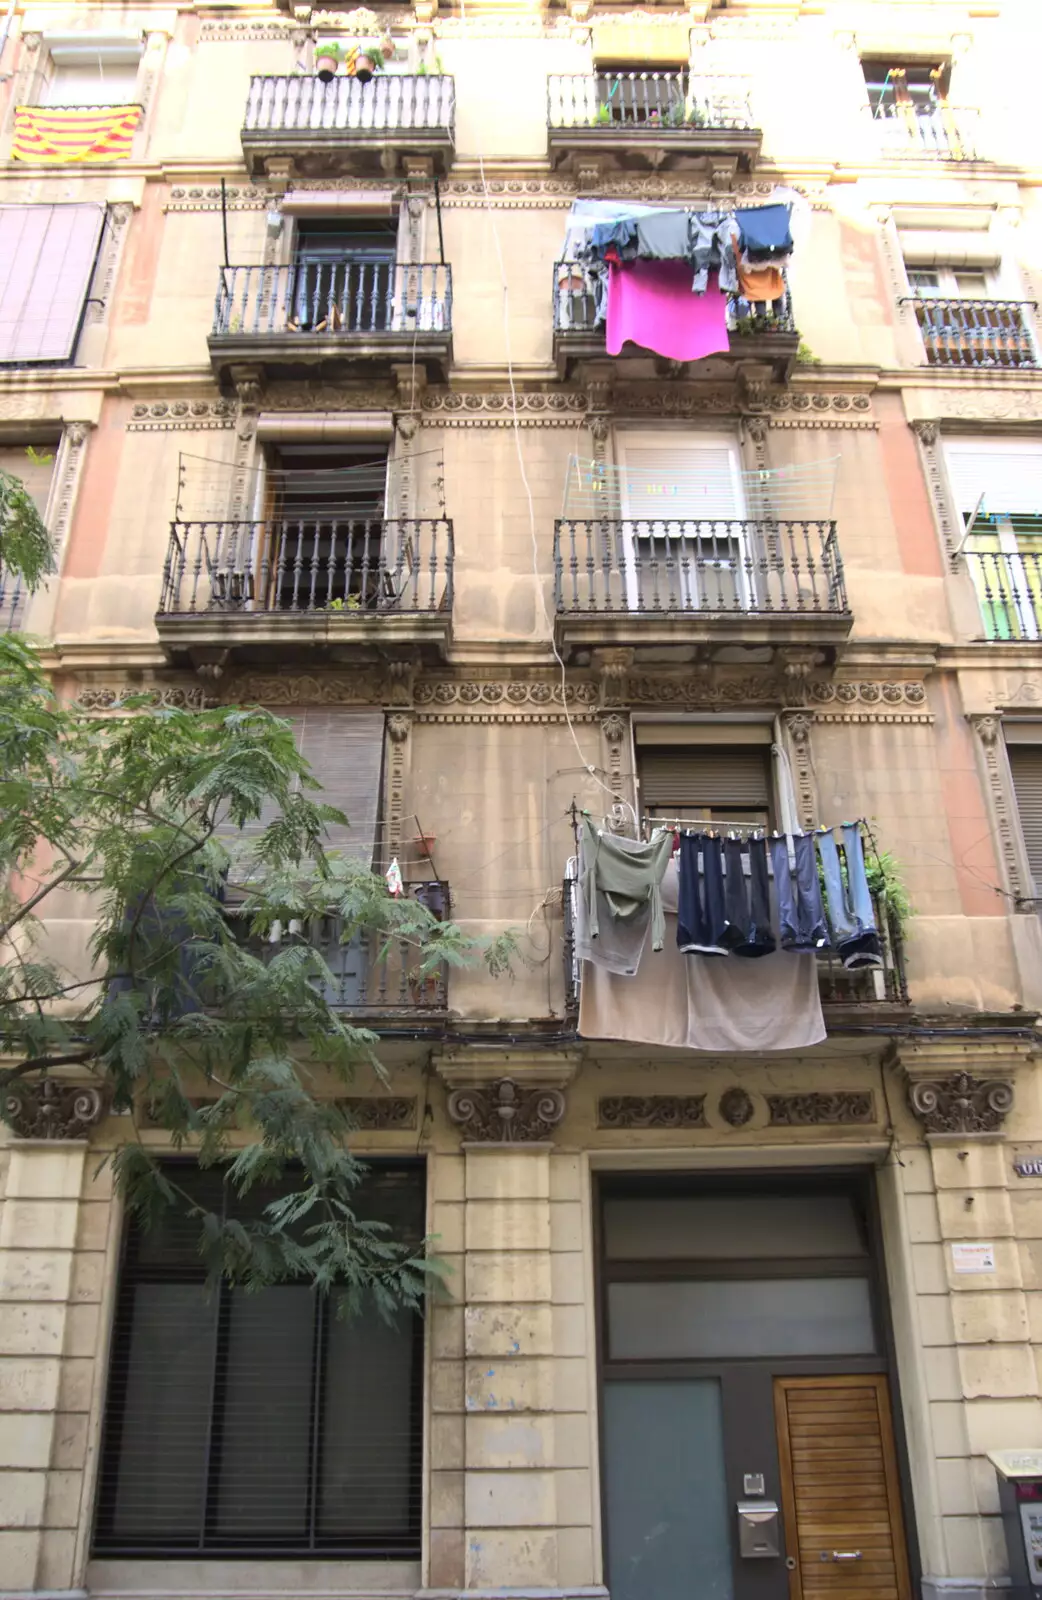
top-left (13, 104), bottom-right (142, 164)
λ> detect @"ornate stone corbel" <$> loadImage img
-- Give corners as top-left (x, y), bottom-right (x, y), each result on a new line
top-left (911, 418), bottom-right (939, 447)
top-left (897, 1038), bottom-right (1030, 1140)
top-left (436, 1048), bottom-right (578, 1145)
top-left (779, 708), bottom-right (816, 828)
top-left (3, 1078), bottom-right (111, 1140)
top-left (969, 712), bottom-right (1025, 902)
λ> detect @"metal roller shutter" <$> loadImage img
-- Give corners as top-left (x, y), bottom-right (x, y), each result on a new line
top-left (1008, 742), bottom-right (1042, 893)
top-left (944, 439), bottom-right (1042, 518)
top-left (638, 746), bottom-right (772, 810)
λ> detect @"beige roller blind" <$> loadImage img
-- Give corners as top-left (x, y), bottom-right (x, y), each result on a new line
top-left (221, 709), bottom-right (385, 870)
top-left (638, 745), bottom-right (772, 810)
top-left (1008, 743), bottom-right (1042, 892)
top-left (593, 21), bottom-right (689, 64)
top-left (0, 203), bottom-right (106, 364)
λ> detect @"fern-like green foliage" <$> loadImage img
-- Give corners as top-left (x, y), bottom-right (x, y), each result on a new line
top-left (0, 454), bottom-right (53, 591)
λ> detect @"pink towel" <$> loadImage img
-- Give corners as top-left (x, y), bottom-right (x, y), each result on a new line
top-left (606, 260), bottom-right (730, 362)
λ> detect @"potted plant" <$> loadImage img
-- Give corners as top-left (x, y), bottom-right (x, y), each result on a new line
top-left (314, 40), bottom-right (345, 83)
top-left (351, 36), bottom-right (393, 82)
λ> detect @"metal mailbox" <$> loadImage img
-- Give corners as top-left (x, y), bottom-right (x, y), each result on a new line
top-left (989, 1450), bottom-right (1042, 1598)
top-left (737, 1498), bottom-right (781, 1559)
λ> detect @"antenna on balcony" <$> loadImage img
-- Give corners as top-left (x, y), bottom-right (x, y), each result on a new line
top-left (220, 178), bottom-right (230, 270)
top-left (954, 492), bottom-right (987, 556)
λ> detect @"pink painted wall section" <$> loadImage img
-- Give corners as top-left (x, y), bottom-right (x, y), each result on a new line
top-left (114, 184), bottom-right (162, 328)
top-left (838, 218), bottom-right (891, 328)
top-left (57, 396), bottom-right (127, 585)
top-left (929, 672), bottom-right (1006, 919)
top-left (877, 392), bottom-right (944, 579)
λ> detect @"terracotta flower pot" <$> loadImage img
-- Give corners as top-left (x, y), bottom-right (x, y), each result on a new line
top-left (315, 54), bottom-right (339, 83)
top-left (354, 52), bottom-right (375, 83)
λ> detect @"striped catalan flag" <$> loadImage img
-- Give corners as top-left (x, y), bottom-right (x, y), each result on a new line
top-left (12, 104), bottom-right (142, 164)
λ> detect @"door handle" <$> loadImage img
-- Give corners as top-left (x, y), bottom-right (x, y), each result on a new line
top-left (821, 1551), bottom-right (862, 1562)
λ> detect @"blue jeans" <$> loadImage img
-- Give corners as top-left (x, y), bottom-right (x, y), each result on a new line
top-left (817, 825), bottom-right (883, 970)
top-left (769, 833), bottom-right (828, 950)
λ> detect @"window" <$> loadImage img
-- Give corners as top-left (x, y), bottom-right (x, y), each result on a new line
top-left (39, 36), bottom-right (142, 106)
top-left (946, 438), bottom-right (1042, 639)
top-left (862, 58), bottom-right (948, 116)
top-left (1006, 730), bottom-right (1042, 901)
top-left (0, 438), bottom-right (58, 629)
top-left (635, 724), bottom-right (774, 827)
top-left (94, 1161), bottom-right (425, 1556)
top-left (0, 204), bottom-right (105, 364)
top-left (907, 268), bottom-right (993, 298)
top-left (262, 442), bottom-right (390, 611)
top-left (290, 218), bottom-right (398, 335)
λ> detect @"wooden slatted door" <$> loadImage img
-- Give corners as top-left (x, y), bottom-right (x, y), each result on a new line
top-left (774, 1376), bottom-right (912, 1600)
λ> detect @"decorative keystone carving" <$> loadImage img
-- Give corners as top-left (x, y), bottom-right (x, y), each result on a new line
top-left (446, 1078), bottom-right (567, 1143)
top-left (601, 713), bottom-right (627, 744)
top-left (387, 713), bottom-right (411, 743)
top-left (908, 1072), bottom-right (1014, 1137)
top-left (719, 1087), bottom-right (754, 1127)
top-left (767, 1092), bottom-right (876, 1126)
top-left (337, 1097), bottom-right (417, 1130)
top-left (911, 419), bottom-right (939, 446)
top-left (3, 1079), bottom-right (111, 1140)
top-left (599, 1095), bottom-right (707, 1129)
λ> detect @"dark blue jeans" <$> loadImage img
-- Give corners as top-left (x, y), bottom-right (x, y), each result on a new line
top-left (769, 833), bottom-right (828, 950)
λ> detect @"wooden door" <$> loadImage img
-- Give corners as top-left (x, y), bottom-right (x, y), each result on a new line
top-left (774, 1375), bottom-right (911, 1600)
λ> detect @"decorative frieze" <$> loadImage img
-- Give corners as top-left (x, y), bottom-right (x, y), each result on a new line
top-left (421, 390), bottom-right (588, 425)
top-left (164, 185), bottom-right (271, 213)
top-left (598, 1095), bottom-right (707, 1129)
top-left (921, 388), bottom-right (1042, 424)
top-left (719, 1087), bottom-right (754, 1127)
top-left (809, 680), bottom-right (933, 724)
top-left (338, 1096), bottom-right (417, 1130)
top-left (3, 1079), bottom-right (111, 1141)
top-left (446, 1078), bottom-right (567, 1143)
top-left (908, 1072), bottom-right (1015, 1137)
top-left (72, 683), bottom-right (211, 712)
top-left (766, 1092), bottom-right (876, 1126)
top-left (128, 399), bottom-right (236, 432)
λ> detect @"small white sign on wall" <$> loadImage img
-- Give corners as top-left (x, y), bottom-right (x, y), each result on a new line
top-left (951, 1242), bottom-right (996, 1274)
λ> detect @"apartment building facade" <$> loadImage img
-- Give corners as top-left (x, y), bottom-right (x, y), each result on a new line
top-left (5, 1), bottom-right (1042, 1598)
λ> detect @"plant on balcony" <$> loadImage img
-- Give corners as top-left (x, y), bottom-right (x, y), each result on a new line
top-left (349, 36), bottom-right (394, 82)
top-left (865, 847), bottom-right (913, 942)
top-left (314, 40), bottom-right (347, 83)
top-left (589, 102), bottom-right (613, 126)
top-left (0, 518), bottom-right (517, 1300)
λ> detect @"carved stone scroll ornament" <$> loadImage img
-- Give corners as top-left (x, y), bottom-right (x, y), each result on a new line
top-left (446, 1078), bottom-right (566, 1142)
top-left (3, 1078), bottom-right (111, 1140)
top-left (908, 1072), bottom-right (1014, 1136)
top-left (766, 1092), bottom-right (875, 1126)
top-left (599, 1096), bottom-right (707, 1129)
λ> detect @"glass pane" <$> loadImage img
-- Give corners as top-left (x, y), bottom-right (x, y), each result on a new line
top-left (608, 1277), bottom-right (876, 1358)
top-left (603, 1193), bottom-right (866, 1260)
top-left (319, 1297), bottom-right (418, 1542)
top-left (604, 1379), bottom-right (733, 1600)
top-left (211, 1287), bottom-right (315, 1540)
top-left (102, 1283), bottom-right (216, 1542)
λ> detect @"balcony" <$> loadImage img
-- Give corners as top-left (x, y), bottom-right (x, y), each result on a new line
top-left (553, 262), bottom-right (798, 380)
top-left (207, 262), bottom-right (452, 384)
top-left (964, 548), bottom-right (1042, 641)
top-left (0, 568), bottom-right (25, 632)
top-left (563, 880), bottom-right (908, 1018)
top-left (240, 73), bottom-right (455, 179)
top-left (237, 907), bottom-right (450, 1023)
top-left (902, 297), bottom-right (1039, 369)
top-left (872, 103), bottom-right (979, 161)
top-left (155, 516), bottom-right (454, 669)
top-left (547, 72), bottom-right (761, 178)
top-left (552, 518), bottom-right (852, 663)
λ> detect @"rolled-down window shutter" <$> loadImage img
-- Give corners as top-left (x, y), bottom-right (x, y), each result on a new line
top-left (1007, 743), bottom-right (1042, 893)
top-left (944, 440), bottom-right (1042, 519)
top-left (638, 746), bottom-right (771, 809)
top-left (0, 203), bottom-right (105, 363)
top-left (222, 709), bottom-right (385, 870)
top-left (618, 439), bottom-right (745, 522)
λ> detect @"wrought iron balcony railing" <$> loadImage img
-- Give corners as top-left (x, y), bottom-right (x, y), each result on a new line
top-left (158, 518), bottom-right (453, 618)
top-left (902, 297), bottom-right (1038, 369)
top-left (244, 72), bottom-right (455, 137)
top-left (872, 102), bottom-right (979, 160)
top-left (562, 877), bottom-right (907, 1013)
top-left (553, 261), bottom-right (795, 341)
top-left (236, 907), bottom-right (449, 1016)
top-left (965, 548), bottom-right (1042, 641)
top-left (553, 519), bottom-right (848, 618)
top-left (548, 72), bottom-right (754, 131)
top-left (211, 262), bottom-right (452, 339)
top-left (0, 567), bottom-right (25, 632)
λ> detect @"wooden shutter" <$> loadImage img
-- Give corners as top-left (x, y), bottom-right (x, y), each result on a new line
top-left (944, 438), bottom-right (1042, 518)
top-left (0, 203), bottom-right (105, 363)
top-left (616, 435), bottom-right (746, 521)
top-left (774, 1375), bottom-right (912, 1600)
top-left (221, 710), bottom-right (385, 869)
top-left (638, 745), bottom-right (771, 809)
top-left (1008, 743), bottom-right (1042, 893)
